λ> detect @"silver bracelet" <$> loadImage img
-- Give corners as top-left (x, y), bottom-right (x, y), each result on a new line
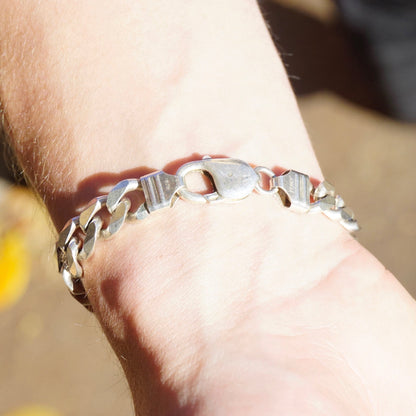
top-left (56, 156), bottom-right (359, 311)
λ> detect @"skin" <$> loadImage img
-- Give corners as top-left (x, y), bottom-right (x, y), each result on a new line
top-left (1, 1), bottom-right (416, 414)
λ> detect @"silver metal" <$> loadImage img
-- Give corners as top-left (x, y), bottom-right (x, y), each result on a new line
top-left (57, 217), bottom-right (79, 248)
top-left (335, 195), bottom-right (345, 209)
top-left (311, 193), bottom-right (337, 212)
top-left (129, 203), bottom-right (150, 221)
top-left (62, 268), bottom-right (76, 293)
top-left (309, 179), bottom-right (359, 232)
top-left (140, 171), bottom-right (183, 212)
top-left (177, 157), bottom-right (259, 203)
top-left (254, 166), bottom-right (278, 195)
top-left (273, 170), bottom-right (313, 213)
top-left (56, 156), bottom-right (360, 312)
top-left (66, 238), bottom-right (83, 278)
top-left (62, 271), bottom-right (87, 296)
top-left (106, 179), bottom-right (139, 213)
top-left (338, 207), bottom-right (359, 232)
top-left (101, 198), bottom-right (131, 238)
top-left (78, 216), bottom-right (102, 261)
top-left (56, 246), bottom-right (66, 274)
top-left (313, 180), bottom-right (336, 199)
top-left (79, 196), bottom-right (107, 231)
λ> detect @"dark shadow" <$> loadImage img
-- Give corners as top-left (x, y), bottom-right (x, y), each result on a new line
top-left (260, 1), bottom-right (388, 113)
top-left (0, 128), bottom-right (21, 183)
top-left (96, 276), bottom-right (201, 416)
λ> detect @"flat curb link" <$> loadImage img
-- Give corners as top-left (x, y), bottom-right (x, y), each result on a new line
top-left (56, 156), bottom-right (359, 311)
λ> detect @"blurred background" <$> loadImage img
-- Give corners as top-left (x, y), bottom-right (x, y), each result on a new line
top-left (1, 0), bottom-right (415, 414)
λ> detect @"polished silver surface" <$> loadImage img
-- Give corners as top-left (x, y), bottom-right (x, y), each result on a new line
top-left (57, 217), bottom-right (79, 248)
top-left (310, 179), bottom-right (359, 232)
top-left (273, 170), bottom-right (313, 213)
top-left (79, 196), bottom-right (107, 231)
top-left (62, 268), bottom-right (76, 293)
top-left (140, 171), bottom-right (183, 212)
top-left (313, 180), bottom-right (335, 199)
top-left (78, 216), bottom-right (102, 261)
top-left (254, 166), bottom-right (278, 195)
top-left (101, 198), bottom-right (131, 238)
top-left (106, 179), bottom-right (139, 213)
top-left (130, 203), bottom-right (150, 221)
top-left (177, 157), bottom-right (259, 203)
top-left (66, 238), bottom-right (83, 278)
top-left (321, 205), bottom-right (359, 232)
top-left (56, 156), bottom-right (360, 311)
top-left (338, 207), bottom-right (359, 232)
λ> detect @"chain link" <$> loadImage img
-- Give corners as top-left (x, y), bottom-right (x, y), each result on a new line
top-left (56, 157), bottom-right (359, 311)
top-left (56, 187), bottom-right (148, 309)
top-left (254, 166), bottom-right (278, 195)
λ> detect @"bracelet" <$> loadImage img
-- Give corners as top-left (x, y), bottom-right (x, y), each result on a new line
top-left (56, 156), bottom-right (359, 311)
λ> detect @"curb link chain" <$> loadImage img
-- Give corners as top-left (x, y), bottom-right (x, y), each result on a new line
top-left (56, 156), bottom-right (359, 311)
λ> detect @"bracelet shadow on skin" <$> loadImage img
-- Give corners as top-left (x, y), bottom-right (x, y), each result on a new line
top-left (95, 274), bottom-right (202, 415)
top-left (68, 152), bottom-right (296, 229)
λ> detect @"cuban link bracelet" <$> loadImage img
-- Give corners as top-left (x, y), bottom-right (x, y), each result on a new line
top-left (56, 156), bottom-right (359, 311)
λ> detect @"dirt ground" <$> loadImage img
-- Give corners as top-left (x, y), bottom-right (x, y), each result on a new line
top-left (1, 1), bottom-right (415, 415)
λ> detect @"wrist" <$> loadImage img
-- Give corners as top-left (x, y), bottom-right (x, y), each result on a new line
top-left (82, 189), bottom-right (358, 414)
top-left (1, 0), bottom-right (320, 230)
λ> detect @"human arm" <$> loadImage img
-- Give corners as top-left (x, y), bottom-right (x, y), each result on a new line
top-left (2, 1), bottom-right (416, 414)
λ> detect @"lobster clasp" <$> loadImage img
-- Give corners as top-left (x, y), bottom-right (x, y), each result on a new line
top-left (176, 156), bottom-right (259, 204)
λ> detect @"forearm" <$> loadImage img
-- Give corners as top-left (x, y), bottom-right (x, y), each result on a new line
top-left (0, 0), bottom-right (320, 227)
top-left (0, 1), bottom-right (363, 415)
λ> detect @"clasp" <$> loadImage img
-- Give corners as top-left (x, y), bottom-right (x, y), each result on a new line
top-left (176, 156), bottom-right (259, 203)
